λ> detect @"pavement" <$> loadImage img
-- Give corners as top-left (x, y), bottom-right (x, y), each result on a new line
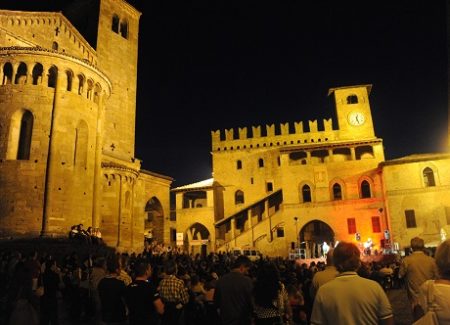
top-left (387, 288), bottom-right (414, 325)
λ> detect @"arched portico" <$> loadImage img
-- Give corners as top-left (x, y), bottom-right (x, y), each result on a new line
top-left (144, 197), bottom-right (164, 243)
top-left (186, 222), bottom-right (210, 257)
top-left (299, 220), bottom-right (335, 258)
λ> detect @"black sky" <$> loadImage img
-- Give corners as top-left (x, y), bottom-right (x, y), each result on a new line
top-left (1, 0), bottom-right (448, 187)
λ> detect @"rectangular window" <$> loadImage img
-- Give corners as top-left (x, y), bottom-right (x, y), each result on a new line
top-left (371, 216), bottom-right (381, 233)
top-left (276, 228), bottom-right (285, 238)
top-left (170, 228), bottom-right (177, 241)
top-left (405, 210), bottom-right (417, 228)
top-left (347, 218), bottom-right (356, 234)
top-left (266, 182), bottom-right (273, 192)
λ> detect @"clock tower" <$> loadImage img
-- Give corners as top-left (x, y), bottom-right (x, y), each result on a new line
top-left (328, 84), bottom-right (376, 141)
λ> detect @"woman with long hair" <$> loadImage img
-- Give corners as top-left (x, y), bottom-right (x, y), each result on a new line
top-left (253, 261), bottom-right (292, 325)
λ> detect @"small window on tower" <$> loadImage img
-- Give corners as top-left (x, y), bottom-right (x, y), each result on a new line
top-left (237, 160), bottom-right (242, 170)
top-left (112, 15), bottom-right (120, 33)
top-left (347, 94), bottom-right (358, 104)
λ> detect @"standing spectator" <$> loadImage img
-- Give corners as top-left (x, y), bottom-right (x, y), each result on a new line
top-left (310, 241), bottom-right (394, 325)
top-left (24, 251), bottom-right (41, 292)
top-left (253, 261), bottom-right (292, 325)
top-left (158, 259), bottom-right (189, 325)
top-left (125, 260), bottom-right (164, 325)
top-left (40, 257), bottom-right (61, 325)
top-left (416, 238), bottom-right (450, 323)
top-left (97, 256), bottom-right (127, 325)
top-left (309, 247), bottom-right (338, 300)
top-left (117, 254), bottom-right (132, 286)
top-left (89, 256), bottom-right (106, 325)
top-left (214, 255), bottom-right (254, 325)
top-left (399, 236), bottom-right (439, 321)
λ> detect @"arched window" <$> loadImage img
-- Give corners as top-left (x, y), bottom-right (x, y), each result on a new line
top-left (2, 62), bottom-right (13, 85)
top-left (347, 94), bottom-right (358, 104)
top-left (258, 158), bottom-right (264, 168)
top-left (360, 180), bottom-right (371, 198)
top-left (14, 62), bottom-right (27, 84)
top-left (86, 79), bottom-right (94, 99)
top-left (112, 15), bottom-right (120, 33)
top-left (120, 20), bottom-right (128, 39)
top-left (47, 66), bottom-right (57, 88)
top-left (332, 183), bottom-right (342, 200)
top-left (236, 160), bottom-right (242, 170)
top-left (32, 63), bottom-right (43, 85)
top-left (74, 120), bottom-right (88, 168)
top-left (93, 83), bottom-right (102, 104)
top-left (65, 70), bottom-right (73, 91)
top-left (52, 41), bottom-right (58, 50)
top-left (423, 167), bottom-right (435, 187)
top-left (302, 185), bottom-right (311, 203)
top-left (17, 110), bottom-right (34, 160)
top-left (235, 190), bottom-right (244, 205)
top-left (77, 75), bottom-right (85, 95)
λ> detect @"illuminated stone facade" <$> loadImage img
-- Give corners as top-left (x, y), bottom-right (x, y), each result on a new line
top-left (381, 154), bottom-right (450, 249)
top-left (173, 85), bottom-right (450, 256)
top-left (174, 85), bottom-right (389, 256)
top-left (0, 0), bottom-right (172, 252)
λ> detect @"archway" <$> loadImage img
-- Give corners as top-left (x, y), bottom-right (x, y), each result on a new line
top-left (144, 197), bottom-right (164, 243)
top-left (186, 222), bottom-right (210, 257)
top-left (299, 220), bottom-right (334, 258)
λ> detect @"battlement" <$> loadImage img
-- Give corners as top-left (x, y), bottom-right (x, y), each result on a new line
top-left (211, 118), bottom-right (337, 151)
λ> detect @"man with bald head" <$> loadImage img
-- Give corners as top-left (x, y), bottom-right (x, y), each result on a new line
top-left (311, 241), bottom-right (393, 325)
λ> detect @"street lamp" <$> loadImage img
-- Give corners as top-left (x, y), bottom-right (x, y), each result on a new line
top-left (294, 217), bottom-right (299, 249)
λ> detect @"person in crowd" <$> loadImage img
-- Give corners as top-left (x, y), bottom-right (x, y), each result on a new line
top-left (68, 225), bottom-right (79, 240)
top-left (416, 238), bottom-right (450, 324)
top-left (310, 241), bottom-right (394, 325)
top-left (287, 284), bottom-right (307, 325)
top-left (202, 274), bottom-right (220, 323)
top-left (117, 253), bottom-right (132, 286)
top-left (399, 236), bottom-right (439, 320)
top-left (89, 256), bottom-right (106, 325)
top-left (158, 259), bottom-right (190, 325)
top-left (253, 261), bottom-right (292, 325)
top-left (24, 251), bottom-right (41, 292)
top-left (6, 259), bottom-right (39, 325)
top-left (97, 256), bottom-right (127, 325)
top-left (309, 247), bottom-right (338, 300)
top-left (40, 257), bottom-right (62, 325)
top-left (214, 255), bottom-right (254, 325)
top-left (125, 260), bottom-right (164, 325)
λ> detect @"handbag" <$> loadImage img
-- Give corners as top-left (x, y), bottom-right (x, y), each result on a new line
top-left (412, 281), bottom-right (439, 325)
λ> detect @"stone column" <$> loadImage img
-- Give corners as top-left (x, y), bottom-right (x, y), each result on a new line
top-left (41, 67), bottom-right (62, 236)
top-left (92, 92), bottom-right (105, 228)
top-left (247, 209), bottom-right (254, 245)
top-left (230, 218), bottom-right (236, 245)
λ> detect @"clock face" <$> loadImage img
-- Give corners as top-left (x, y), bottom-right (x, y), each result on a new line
top-left (348, 112), bottom-right (365, 126)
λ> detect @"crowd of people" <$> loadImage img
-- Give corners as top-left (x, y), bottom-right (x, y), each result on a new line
top-left (0, 236), bottom-right (448, 325)
top-left (69, 224), bottom-right (103, 246)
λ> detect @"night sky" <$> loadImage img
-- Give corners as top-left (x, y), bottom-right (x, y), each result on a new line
top-left (1, 0), bottom-right (448, 187)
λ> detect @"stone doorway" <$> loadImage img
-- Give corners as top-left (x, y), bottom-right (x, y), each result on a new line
top-left (299, 220), bottom-right (334, 258)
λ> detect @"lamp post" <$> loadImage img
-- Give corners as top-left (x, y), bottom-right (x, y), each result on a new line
top-left (294, 217), bottom-right (299, 249)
